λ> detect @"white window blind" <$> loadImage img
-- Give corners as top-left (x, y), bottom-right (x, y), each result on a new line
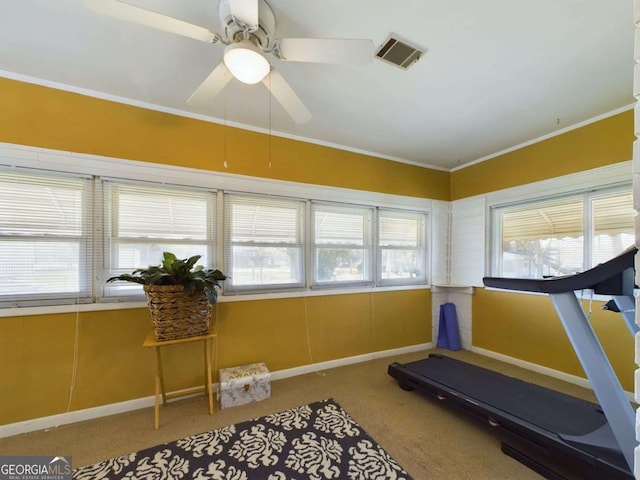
top-left (103, 181), bottom-right (216, 298)
top-left (224, 194), bottom-right (305, 293)
top-left (377, 209), bottom-right (427, 285)
top-left (0, 146), bottom-right (435, 308)
top-left (311, 203), bottom-right (373, 286)
top-left (0, 169), bottom-right (93, 306)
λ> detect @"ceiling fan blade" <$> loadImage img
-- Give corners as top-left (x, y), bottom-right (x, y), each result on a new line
top-left (84, 0), bottom-right (218, 43)
top-left (263, 71), bottom-right (312, 124)
top-left (228, 0), bottom-right (259, 31)
top-left (278, 38), bottom-right (374, 65)
top-left (187, 62), bottom-right (232, 106)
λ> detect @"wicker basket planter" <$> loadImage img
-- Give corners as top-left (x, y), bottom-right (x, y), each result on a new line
top-left (144, 284), bottom-right (211, 341)
top-left (107, 252), bottom-right (226, 341)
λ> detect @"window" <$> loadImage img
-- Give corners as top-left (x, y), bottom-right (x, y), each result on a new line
top-left (0, 169), bottom-right (93, 307)
top-left (377, 209), bottom-right (427, 285)
top-left (103, 181), bottom-right (216, 299)
top-left (311, 203), bottom-right (373, 286)
top-left (224, 194), bottom-right (305, 293)
top-left (492, 186), bottom-right (633, 278)
top-left (0, 146), bottom-right (433, 309)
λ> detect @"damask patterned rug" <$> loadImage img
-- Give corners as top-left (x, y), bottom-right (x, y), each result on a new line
top-left (73, 398), bottom-right (413, 479)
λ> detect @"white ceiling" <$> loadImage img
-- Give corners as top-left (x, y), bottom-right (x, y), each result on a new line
top-left (0, 0), bottom-right (634, 170)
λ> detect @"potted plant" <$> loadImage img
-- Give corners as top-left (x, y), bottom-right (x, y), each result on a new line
top-left (108, 252), bottom-right (227, 341)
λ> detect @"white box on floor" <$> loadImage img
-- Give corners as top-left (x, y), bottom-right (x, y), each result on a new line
top-left (219, 362), bottom-right (271, 409)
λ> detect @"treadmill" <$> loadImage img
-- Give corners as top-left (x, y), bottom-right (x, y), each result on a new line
top-left (388, 246), bottom-right (638, 479)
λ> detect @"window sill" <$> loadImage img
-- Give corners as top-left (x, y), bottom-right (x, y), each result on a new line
top-left (431, 285), bottom-right (474, 294)
top-left (0, 284), bottom-right (433, 317)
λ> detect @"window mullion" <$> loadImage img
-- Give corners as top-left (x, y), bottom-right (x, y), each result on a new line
top-left (305, 200), bottom-right (312, 289)
top-left (373, 208), bottom-right (380, 286)
top-left (216, 190), bottom-right (225, 280)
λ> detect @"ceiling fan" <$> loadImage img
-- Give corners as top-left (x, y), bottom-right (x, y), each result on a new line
top-left (85, 0), bottom-right (375, 123)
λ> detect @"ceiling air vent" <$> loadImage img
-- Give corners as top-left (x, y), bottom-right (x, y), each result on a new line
top-left (375, 35), bottom-right (425, 70)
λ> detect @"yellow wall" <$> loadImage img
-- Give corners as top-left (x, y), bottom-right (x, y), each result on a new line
top-left (459, 109), bottom-right (635, 391)
top-left (473, 289), bottom-right (635, 391)
top-left (0, 77), bottom-right (449, 200)
top-left (0, 78), bottom-right (434, 426)
top-left (450, 110), bottom-right (633, 200)
top-left (215, 291), bottom-right (431, 370)
top-left (2, 291), bottom-right (431, 425)
top-left (0, 75), bottom-right (633, 426)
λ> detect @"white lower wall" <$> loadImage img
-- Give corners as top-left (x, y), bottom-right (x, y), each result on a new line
top-left (431, 286), bottom-right (474, 350)
top-left (450, 197), bottom-right (486, 287)
top-left (430, 200), bottom-right (451, 286)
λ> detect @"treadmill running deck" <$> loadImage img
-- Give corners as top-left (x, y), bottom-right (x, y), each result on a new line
top-left (388, 354), bottom-right (632, 478)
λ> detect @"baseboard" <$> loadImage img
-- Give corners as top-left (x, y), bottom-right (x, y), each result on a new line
top-left (471, 346), bottom-right (635, 401)
top-left (0, 342), bottom-right (432, 439)
top-left (269, 342), bottom-right (433, 381)
top-left (0, 397), bottom-right (157, 440)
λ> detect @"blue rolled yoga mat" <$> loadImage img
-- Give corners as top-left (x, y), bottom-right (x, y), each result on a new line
top-left (436, 302), bottom-right (461, 350)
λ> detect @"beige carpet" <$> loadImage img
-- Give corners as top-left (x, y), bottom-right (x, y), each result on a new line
top-left (0, 348), bottom-right (599, 479)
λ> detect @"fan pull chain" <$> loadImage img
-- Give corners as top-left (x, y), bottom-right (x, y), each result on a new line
top-left (268, 72), bottom-right (272, 171)
top-left (223, 66), bottom-right (229, 169)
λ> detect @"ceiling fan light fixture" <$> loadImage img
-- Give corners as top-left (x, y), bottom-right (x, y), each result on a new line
top-left (223, 41), bottom-right (270, 84)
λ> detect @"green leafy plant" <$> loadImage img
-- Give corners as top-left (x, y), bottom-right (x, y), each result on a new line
top-left (107, 252), bottom-right (227, 304)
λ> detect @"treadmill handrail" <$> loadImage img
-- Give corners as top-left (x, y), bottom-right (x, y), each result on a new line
top-left (483, 246), bottom-right (637, 294)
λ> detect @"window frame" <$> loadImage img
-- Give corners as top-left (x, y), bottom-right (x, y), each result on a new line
top-left (376, 208), bottom-right (428, 286)
top-left (0, 167), bottom-right (94, 308)
top-left (101, 179), bottom-right (217, 302)
top-left (0, 143), bottom-right (435, 313)
top-left (223, 192), bottom-right (306, 295)
top-left (310, 201), bottom-right (374, 289)
top-left (489, 183), bottom-right (633, 279)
